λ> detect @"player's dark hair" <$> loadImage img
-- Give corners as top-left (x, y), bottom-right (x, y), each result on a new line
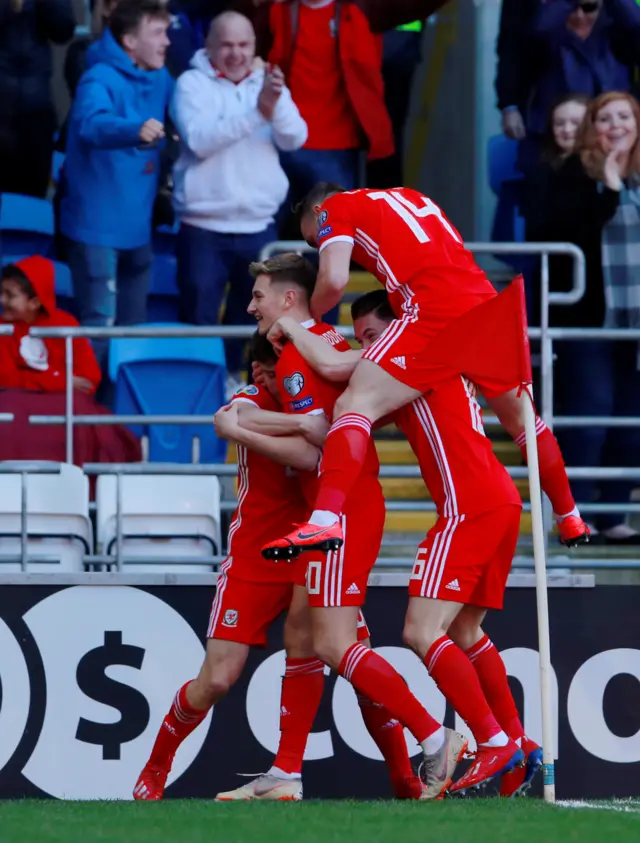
top-left (109, 0), bottom-right (170, 45)
top-left (249, 252), bottom-right (316, 304)
top-left (1, 264), bottom-right (37, 298)
top-left (297, 182), bottom-right (346, 218)
top-left (248, 330), bottom-right (278, 366)
top-left (350, 289), bottom-right (394, 324)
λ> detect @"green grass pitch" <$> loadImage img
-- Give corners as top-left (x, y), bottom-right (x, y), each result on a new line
top-left (1, 799), bottom-right (640, 843)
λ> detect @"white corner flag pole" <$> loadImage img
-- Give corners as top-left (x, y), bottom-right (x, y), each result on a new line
top-left (522, 384), bottom-right (556, 803)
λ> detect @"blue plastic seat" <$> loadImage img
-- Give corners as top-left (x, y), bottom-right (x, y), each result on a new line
top-left (108, 329), bottom-right (227, 463)
top-left (487, 134), bottom-right (526, 246)
top-left (0, 194), bottom-right (54, 256)
top-left (52, 151), bottom-right (65, 186)
top-left (153, 221), bottom-right (180, 256)
top-left (149, 253), bottom-right (178, 296)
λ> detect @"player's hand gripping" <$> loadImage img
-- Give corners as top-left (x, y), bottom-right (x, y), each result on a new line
top-left (213, 402), bottom-right (240, 439)
top-left (267, 315), bottom-right (296, 353)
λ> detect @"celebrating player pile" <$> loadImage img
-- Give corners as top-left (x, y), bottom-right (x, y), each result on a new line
top-left (134, 258), bottom-right (456, 802)
top-left (263, 183), bottom-right (588, 557)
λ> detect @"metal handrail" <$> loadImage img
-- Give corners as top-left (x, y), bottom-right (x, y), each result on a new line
top-left (13, 237), bottom-right (640, 568)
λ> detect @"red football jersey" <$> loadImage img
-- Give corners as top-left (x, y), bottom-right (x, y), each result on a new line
top-left (392, 377), bottom-right (521, 519)
top-left (228, 384), bottom-right (308, 580)
top-left (317, 188), bottom-right (496, 336)
top-left (276, 322), bottom-right (381, 508)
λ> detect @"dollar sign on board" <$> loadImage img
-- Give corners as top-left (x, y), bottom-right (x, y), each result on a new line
top-left (75, 631), bottom-right (150, 760)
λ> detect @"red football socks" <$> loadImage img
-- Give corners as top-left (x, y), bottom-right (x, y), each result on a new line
top-left (466, 635), bottom-right (525, 743)
top-left (273, 658), bottom-right (325, 775)
top-left (357, 695), bottom-right (422, 799)
top-left (515, 419), bottom-right (576, 517)
top-left (339, 643), bottom-right (440, 743)
top-left (425, 636), bottom-right (503, 745)
top-left (315, 414), bottom-right (372, 515)
top-left (148, 682), bottom-right (208, 769)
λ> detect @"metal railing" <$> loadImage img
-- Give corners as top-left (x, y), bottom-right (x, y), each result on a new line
top-left (0, 239), bottom-right (637, 571)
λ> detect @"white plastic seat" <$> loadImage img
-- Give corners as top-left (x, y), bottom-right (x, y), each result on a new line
top-left (95, 474), bottom-right (222, 573)
top-left (0, 462), bottom-right (92, 572)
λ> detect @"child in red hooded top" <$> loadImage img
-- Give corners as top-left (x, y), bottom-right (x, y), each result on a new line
top-left (0, 256), bottom-right (101, 395)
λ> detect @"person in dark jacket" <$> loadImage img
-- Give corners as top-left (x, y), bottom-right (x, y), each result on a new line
top-left (0, 0), bottom-right (76, 197)
top-left (497, 0), bottom-right (640, 174)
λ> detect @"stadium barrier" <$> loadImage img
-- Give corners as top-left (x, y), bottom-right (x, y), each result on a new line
top-left (1, 239), bottom-right (635, 573)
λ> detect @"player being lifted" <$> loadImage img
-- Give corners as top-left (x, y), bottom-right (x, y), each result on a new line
top-left (245, 254), bottom-right (470, 798)
top-left (264, 183), bottom-right (588, 556)
top-left (266, 290), bottom-right (541, 796)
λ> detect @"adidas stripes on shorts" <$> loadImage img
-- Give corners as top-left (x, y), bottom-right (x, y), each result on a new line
top-left (408, 505), bottom-right (522, 610)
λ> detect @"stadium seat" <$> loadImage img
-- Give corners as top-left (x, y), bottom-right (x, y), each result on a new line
top-left (52, 151), bottom-right (65, 186)
top-left (149, 253), bottom-right (178, 296)
top-left (108, 330), bottom-right (227, 463)
top-left (153, 221), bottom-right (180, 256)
top-left (0, 462), bottom-right (92, 572)
top-left (487, 134), bottom-right (526, 257)
top-left (0, 193), bottom-right (54, 256)
top-left (95, 473), bottom-right (222, 572)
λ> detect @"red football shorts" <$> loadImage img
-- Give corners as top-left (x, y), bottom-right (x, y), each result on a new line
top-left (362, 317), bottom-right (518, 399)
top-left (408, 505), bottom-right (522, 610)
top-left (208, 568), bottom-right (293, 647)
top-left (208, 557), bottom-right (371, 646)
top-left (295, 493), bottom-right (385, 608)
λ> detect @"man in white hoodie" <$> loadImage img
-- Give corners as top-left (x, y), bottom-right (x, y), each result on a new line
top-left (171, 11), bottom-right (307, 395)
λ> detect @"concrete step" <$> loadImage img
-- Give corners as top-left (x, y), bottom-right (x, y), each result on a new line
top-left (346, 271), bottom-right (379, 296)
top-left (375, 438), bottom-right (522, 467)
top-left (385, 510), bottom-right (533, 535)
top-left (381, 476), bottom-right (530, 501)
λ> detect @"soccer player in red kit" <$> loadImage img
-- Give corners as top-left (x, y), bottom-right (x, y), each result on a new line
top-left (133, 340), bottom-right (329, 801)
top-left (247, 254), bottom-right (468, 799)
top-left (266, 290), bottom-right (544, 796)
top-left (269, 183), bottom-right (588, 553)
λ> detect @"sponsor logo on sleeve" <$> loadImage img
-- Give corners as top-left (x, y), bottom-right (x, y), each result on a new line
top-left (290, 397), bottom-right (314, 411)
top-left (318, 225), bottom-right (333, 239)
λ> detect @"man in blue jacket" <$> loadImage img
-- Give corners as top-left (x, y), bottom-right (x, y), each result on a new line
top-left (60, 0), bottom-right (174, 369)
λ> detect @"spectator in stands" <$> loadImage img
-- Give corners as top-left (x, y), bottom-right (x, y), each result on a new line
top-left (0, 0), bottom-right (76, 198)
top-left (267, 0), bottom-right (393, 202)
top-left (171, 10), bottom-right (307, 396)
top-left (530, 91), bottom-right (640, 544)
top-left (63, 0), bottom-right (193, 105)
top-left (0, 256), bottom-right (101, 394)
top-left (496, 0), bottom-right (640, 173)
top-left (59, 0), bottom-right (174, 372)
top-left (520, 93), bottom-right (590, 320)
top-left (0, 255), bottom-right (141, 466)
top-left (367, 20), bottom-right (425, 189)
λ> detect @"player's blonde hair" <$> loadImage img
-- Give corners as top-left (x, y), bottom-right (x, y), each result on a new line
top-left (249, 253), bottom-right (317, 302)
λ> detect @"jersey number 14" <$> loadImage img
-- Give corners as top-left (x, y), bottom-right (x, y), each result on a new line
top-left (368, 191), bottom-right (461, 245)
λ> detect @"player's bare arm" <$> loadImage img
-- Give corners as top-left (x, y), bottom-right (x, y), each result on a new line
top-left (214, 404), bottom-right (321, 472)
top-left (232, 402), bottom-right (310, 437)
top-left (268, 316), bottom-right (362, 382)
top-left (311, 241), bottom-right (353, 320)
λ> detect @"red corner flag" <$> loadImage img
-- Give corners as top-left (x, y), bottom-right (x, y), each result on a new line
top-left (421, 276), bottom-right (532, 394)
